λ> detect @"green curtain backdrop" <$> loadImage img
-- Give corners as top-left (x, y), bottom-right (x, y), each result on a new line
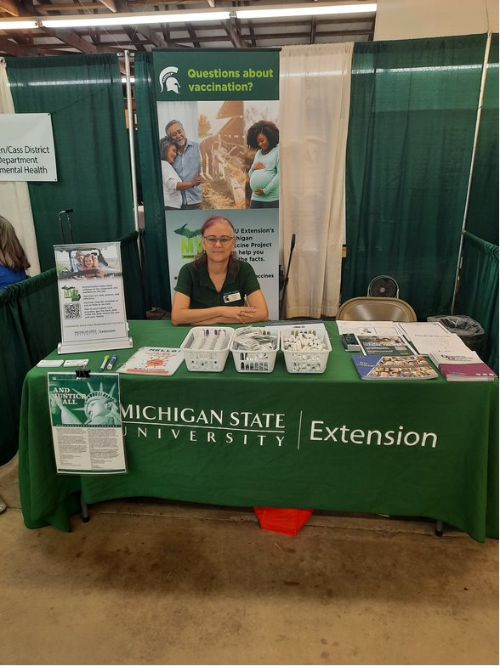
top-left (134, 53), bottom-right (171, 312)
top-left (457, 232), bottom-right (498, 373)
top-left (343, 35), bottom-right (487, 319)
top-left (5, 54), bottom-right (134, 271)
top-left (0, 270), bottom-right (59, 465)
top-left (119, 230), bottom-right (146, 319)
top-left (465, 34), bottom-right (499, 245)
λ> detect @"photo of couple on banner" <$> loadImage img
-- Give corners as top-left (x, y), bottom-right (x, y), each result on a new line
top-left (157, 100), bottom-right (279, 211)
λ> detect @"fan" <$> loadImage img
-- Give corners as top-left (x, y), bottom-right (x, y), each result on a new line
top-left (367, 275), bottom-right (400, 298)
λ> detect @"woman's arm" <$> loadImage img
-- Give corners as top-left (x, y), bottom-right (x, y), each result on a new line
top-left (175, 175), bottom-right (202, 191)
top-left (261, 149), bottom-right (279, 195)
top-left (248, 149), bottom-right (262, 176)
top-left (245, 289), bottom-right (269, 323)
top-left (171, 291), bottom-right (258, 326)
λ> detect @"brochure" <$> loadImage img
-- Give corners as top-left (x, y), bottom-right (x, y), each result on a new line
top-left (117, 347), bottom-right (184, 376)
top-left (341, 333), bottom-right (361, 352)
top-left (439, 362), bottom-right (497, 382)
top-left (402, 331), bottom-right (471, 356)
top-left (336, 321), bottom-right (402, 337)
top-left (429, 350), bottom-right (481, 366)
top-left (37, 359), bottom-right (64, 368)
top-left (352, 355), bottom-right (439, 380)
top-left (397, 321), bottom-right (452, 339)
top-left (355, 334), bottom-right (415, 356)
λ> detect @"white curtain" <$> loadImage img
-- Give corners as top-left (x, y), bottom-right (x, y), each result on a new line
top-left (0, 59), bottom-right (40, 275)
top-left (280, 43), bottom-right (353, 318)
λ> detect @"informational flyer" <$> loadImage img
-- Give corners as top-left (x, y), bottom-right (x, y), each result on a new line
top-left (0, 113), bottom-right (57, 181)
top-left (54, 242), bottom-right (133, 353)
top-left (118, 347), bottom-right (184, 376)
top-left (48, 373), bottom-right (126, 475)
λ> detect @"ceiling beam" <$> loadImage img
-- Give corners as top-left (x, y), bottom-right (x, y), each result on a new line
top-left (114, 0), bottom-right (168, 47)
top-left (131, 23), bottom-right (168, 47)
top-left (123, 26), bottom-right (146, 51)
top-left (185, 23), bottom-right (200, 48)
top-left (310, 17), bottom-right (316, 44)
top-left (96, 0), bottom-right (117, 11)
top-left (160, 22), bottom-right (170, 46)
top-left (0, 35), bottom-right (46, 55)
top-left (95, 44), bottom-right (124, 52)
top-left (174, 2), bottom-right (201, 47)
top-left (36, 2), bottom-right (103, 10)
top-left (44, 27), bottom-right (99, 53)
top-left (224, 16), bottom-right (247, 49)
top-left (247, 19), bottom-right (257, 48)
top-left (0, 0), bottom-right (20, 16)
top-left (9, 1), bottom-right (106, 55)
top-left (88, 27), bottom-right (101, 44)
top-left (237, 16), bottom-right (373, 28)
top-left (0, 0), bottom-right (22, 16)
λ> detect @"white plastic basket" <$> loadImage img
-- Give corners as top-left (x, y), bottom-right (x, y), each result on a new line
top-left (280, 325), bottom-right (332, 374)
top-left (180, 327), bottom-right (234, 372)
top-left (230, 327), bottom-right (280, 373)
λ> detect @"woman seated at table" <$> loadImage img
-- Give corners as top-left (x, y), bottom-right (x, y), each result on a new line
top-left (171, 215), bottom-right (269, 326)
top-left (0, 215), bottom-right (30, 290)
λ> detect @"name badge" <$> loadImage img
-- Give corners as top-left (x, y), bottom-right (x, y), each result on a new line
top-left (223, 291), bottom-right (242, 304)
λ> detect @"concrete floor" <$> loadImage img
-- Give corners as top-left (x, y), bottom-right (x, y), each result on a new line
top-left (0, 456), bottom-right (498, 665)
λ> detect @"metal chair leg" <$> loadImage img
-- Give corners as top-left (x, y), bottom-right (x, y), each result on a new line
top-left (435, 520), bottom-right (444, 537)
top-left (80, 494), bottom-right (90, 523)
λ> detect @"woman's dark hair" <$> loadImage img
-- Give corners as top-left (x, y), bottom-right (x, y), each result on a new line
top-left (0, 215), bottom-right (30, 272)
top-left (164, 140), bottom-right (177, 161)
top-left (246, 121), bottom-right (279, 150)
top-left (194, 216), bottom-right (239, 273)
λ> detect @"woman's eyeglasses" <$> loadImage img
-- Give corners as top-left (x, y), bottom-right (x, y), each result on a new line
top-left (203, 236), bottom-right (235, 245)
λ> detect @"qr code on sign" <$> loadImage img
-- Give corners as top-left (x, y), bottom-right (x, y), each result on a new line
top-left (64, 303), bottom-right (81, 320)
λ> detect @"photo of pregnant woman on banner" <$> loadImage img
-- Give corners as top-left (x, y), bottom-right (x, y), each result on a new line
top-left (246, 120), bottom-right (280, 209)
top-left (157, 101), bottom-right (279, 211)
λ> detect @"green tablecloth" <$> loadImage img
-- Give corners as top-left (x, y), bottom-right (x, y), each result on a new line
top-left (19, 321), bottom-right (499, 541)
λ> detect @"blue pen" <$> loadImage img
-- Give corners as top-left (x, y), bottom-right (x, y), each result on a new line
top-left (106, 355), bottom-right (118, 370)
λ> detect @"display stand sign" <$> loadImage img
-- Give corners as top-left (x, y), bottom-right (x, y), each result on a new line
top-left (54, 242), bottom-right (133, 353)
top-left (48, 373), bottom-right (126, 475)
top-left (0, 113), bottom-right (57, 181)
top-left (152, 50), bottom-right (280, 318)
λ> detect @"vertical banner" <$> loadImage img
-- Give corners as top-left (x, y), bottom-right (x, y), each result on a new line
top-left (152, 50), bottom-right (280, 319)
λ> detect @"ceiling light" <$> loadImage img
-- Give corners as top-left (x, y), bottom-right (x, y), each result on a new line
top-left (0, 3), bottom-right (376, 31)
top-left (0, 19), bottom-right (39, 30)
top-left (41, 11), bottom-right (230, 29)
top-left (236, 3), bottom-right (377, 20)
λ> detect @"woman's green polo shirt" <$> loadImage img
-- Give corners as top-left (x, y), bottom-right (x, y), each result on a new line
top-left (175, 259), bottom-right (261, 308)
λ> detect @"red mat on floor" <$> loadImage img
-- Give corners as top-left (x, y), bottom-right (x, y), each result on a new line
top-left (254, 508), bottom-right (313, 537)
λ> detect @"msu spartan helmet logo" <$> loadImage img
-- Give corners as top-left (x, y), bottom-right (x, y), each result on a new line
top-left (159, 66), bottom-right (180, 94)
